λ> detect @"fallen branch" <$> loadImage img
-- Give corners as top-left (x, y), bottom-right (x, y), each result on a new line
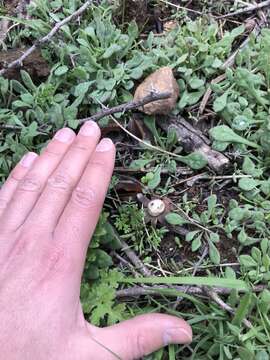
top-left (206, 288), bottom-right (252, 329)
top-left (0, 124), bottom-right (22, 131)
top-left (120, 240), bottom-right (152, 277)
top-left (216, 0), bottom-right (270, 19)
top-left (78, 92), bottom-right (172, 124)
top-left (158, 116), bottom-right (230, 173)
top-left (0, 0), bottom-right (94, 76)
top-left (116, 284), bottom-right (266, 298)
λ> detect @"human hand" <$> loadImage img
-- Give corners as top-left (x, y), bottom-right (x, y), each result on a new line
top-left (0, 121), bottom-right (192, 360)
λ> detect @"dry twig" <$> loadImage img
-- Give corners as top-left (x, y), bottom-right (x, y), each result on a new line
top-left (216, 0), bottom-right (270, 19)
top-left (0, 0), bottom-right (94, 76)
top-left (120, 240), bottom-right (152, 277)
top-left (157, 0), bottom-right (203, 15)
top-left (78, 92), bottom-right (171, 124)
top-left (206, 288), bottom-right (252, 329)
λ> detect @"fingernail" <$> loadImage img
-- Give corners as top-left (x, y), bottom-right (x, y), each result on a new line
top-left (95, 138), bottom-right (113, 152)
top-left (79, 120), bottom-right (99, 136)
top-left (20, 152), bottom-right (38, 168)
top-left (54, 128), bottom-right (75, 143)
top-left (163, 327), bottom-right (192, 346)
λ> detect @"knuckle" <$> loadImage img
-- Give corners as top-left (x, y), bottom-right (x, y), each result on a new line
top-left (72, 186), bottom-right (101, 209)
top-left (42, 145), bottom-right (63, 157)
top-left (10, 168), bottom-right (26, 182)
top-left (88, 160), bottom-right (107, 174)
top-left (41, 242), bottom-right (71, 277)
top-left (18, 174), bottom-right (42, 192)
top-left (72, 140), bottom-right (91, 152)
top-left (47, 172), bottom-right (74, 191)
top-left (131, 332), bottom-right (150, 359)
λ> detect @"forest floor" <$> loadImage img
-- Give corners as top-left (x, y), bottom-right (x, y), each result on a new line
top-left (1, 0), bottom-right (270, 359)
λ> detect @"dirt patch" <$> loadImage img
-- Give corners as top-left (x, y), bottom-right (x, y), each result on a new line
top-left (0, 48), bottom-right (50, 79)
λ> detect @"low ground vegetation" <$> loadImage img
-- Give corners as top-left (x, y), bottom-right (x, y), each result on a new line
top-left (1, 1), bottom-right (270, 359)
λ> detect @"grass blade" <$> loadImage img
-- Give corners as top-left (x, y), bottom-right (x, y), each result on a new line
top-left (121, 276), bottom-right (249, 290)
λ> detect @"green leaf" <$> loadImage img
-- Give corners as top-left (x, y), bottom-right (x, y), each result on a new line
top-left (231, 24), bottom-right (245, 38)
top-left (74, 81), bottom-right (92, 97)
top-left (210, 125), bottom-right (260, 149)
top-left (148, 166), bottom-right (161, 189)
top-left (238, 347), bottom-right (254, 360)
top-left (232, 292), bottom-right (252, 326)
top-left (242, 157), bottom-right (255, 175)
top-left (129, 159), bottom-right (152, 170)
top-left (55, 65), bottom-right (69, 76)
top-left (238, 228), bottom-right (248, 244)
top-left (232, 115), bottom-right (250, 131)
top-left (238, 178), bottom-right (259, 191)
top-left (189, 77), bottom-right (205, 90)
top-left (102, 44), bottom-right (122, 59)
top-left (207, 194), bottom-right (217, 217)
top-left (239, 255), bottom-right (257, 268)
top-left (179, 152), bottom-right (208, 170)
top-left (186, 230), bottom-right (200, 242)
top-left (144, 116), bottom-right (164, 147)
top-left (213, 92), bottom-right (228, 112)
top-left (192, 236), bottom-right (202, 252)
top-left (165, 213), bottom-right (187, 226)
top-left (212, 140), bottom-right (230, 152)
top-left (209, 241), bottom-right (220, 264)
top-left (209, 232), bottom-right (219, 243)
top-left (121, 276), bottom-right (249, 290)
top-left (20, 70), bottom-right (36, 92)
top-left (256, 351), bottom-right (269, 360)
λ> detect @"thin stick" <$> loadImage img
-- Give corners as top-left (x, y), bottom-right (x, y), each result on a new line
top-left (93, 98), bottom-right (198, 164)
top-left (0, 0), bottom-right (94, 76)
top-left (158, 0), bottom-right (203, 15)
top-left (216, 0), bottom-right (270, 19)
top-left (206, 288), bottom-right (252, 329)
top-left (199, 74), bottom-right (226, 115)
top-left (0, 124), bottom-right (48, 135)
top-left (120, 240), bottom-right (152, 277)
top-left (78, 92), bottom-right (171, 124)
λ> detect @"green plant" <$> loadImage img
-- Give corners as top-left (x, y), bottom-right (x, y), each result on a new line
top-left (83, 212), bottom-right (121, 280)
top-left (2, 1), bottom-right (270, 358)
top-left (81, 269), bottom-right (126, 326)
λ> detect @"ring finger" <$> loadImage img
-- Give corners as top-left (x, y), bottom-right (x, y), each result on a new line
top-left (1, 127), bottom-right (76, 232)
top-left (0, 152), bottom-right (38, 218)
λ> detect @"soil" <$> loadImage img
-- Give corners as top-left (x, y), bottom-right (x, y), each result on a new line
top-left (0, 48), bottom-right (50, 80)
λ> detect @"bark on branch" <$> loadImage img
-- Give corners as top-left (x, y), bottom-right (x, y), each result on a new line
top-left (78, 92), bottom-right (172, 124)
top-left (158, 116), bottom-right (230, 173)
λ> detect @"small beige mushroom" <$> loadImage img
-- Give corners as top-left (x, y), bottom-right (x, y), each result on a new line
top-left (147, 199), bottom-right (166, 217)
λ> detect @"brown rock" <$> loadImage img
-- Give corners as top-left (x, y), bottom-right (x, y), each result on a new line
top-left (134, 67), bottom-right (179, 115)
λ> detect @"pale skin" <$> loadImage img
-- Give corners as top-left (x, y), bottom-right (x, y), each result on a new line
top-left (0, 120), bottom-right (192, 360)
